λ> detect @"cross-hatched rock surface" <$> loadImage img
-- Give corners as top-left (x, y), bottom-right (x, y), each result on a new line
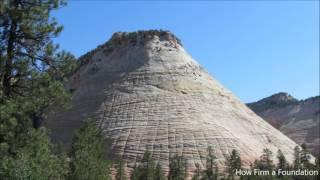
top-left (46, 30), bottom-right (298, 176)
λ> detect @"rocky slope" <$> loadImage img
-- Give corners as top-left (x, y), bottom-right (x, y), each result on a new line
top-left (247, 93), bottom-right (320, 155)
top-left (46, 30), bottom-right (298, 176)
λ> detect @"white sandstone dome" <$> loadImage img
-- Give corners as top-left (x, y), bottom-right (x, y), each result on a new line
top-left (47, 30), bottom-right (298, 176)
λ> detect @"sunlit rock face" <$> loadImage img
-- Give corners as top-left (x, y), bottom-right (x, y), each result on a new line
top-left (46, 30), bottom-right (298, 176)
top-left (248, 93), bottom-right (320, 156)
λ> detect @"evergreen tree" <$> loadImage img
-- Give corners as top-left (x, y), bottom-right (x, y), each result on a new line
top-left (226, 149), bottom-right (242, 180)
top-left (0, 0), bottom-right (70, 96)
top-left (316, 155), bottom-right (320, 169)
top-left (0, 0), bottom-right (75, 179)
top-left (140, 150), bottom-right (156, 179)
top-left (203, 146), bottom-right (218, 180)
top-left (0, 0), bottom-right (76, 145)
top-left (192, 163), bottom-right (202, 180)
top-left (300, 144), bottom-right (311, 169)
top-left (69, 120), bottom-right (110, 180)
top-left (276, 150), bottom-right (288, 170)
top-left (130, 150), bottom-right (163, 180)
top-left (131, 163), bottom-right (139, 180)
top-left (0, 128), bottom-right (69, 179)
top-left (316, 155), bottom-right (320, 180)
top-left (293, 144), bottom-right (314, 180)
top-left (293, 146), bottom-right (301, 169)
top-left (259, 148), bottom-right (274, 172)
top-left (154, 163), bottom-right (166, 180)
top-left (247, 162), bottom-right (259, 180)
top-left (251, 149), bottom-right (274, 180)
top-left (276, 149), bottom-right (289, 179)
top-left (116, 160), bottom-right (127, 180)
top-left (168, 154), bottom-right (187, 180)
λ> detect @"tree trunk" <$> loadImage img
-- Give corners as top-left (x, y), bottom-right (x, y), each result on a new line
top-left (2, 1), bottom-right (18, 97)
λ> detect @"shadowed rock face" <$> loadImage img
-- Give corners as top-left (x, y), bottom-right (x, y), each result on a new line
top-left (46, 30), bottom-right (298, 176)
top-left (247, 93), bottom-right (320, 156)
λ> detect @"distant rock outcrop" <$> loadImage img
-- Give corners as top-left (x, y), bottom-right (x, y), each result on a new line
top-left (46, 30), bottom-right (298, 176)
top-left (247, 93), bottom-right (320, 155)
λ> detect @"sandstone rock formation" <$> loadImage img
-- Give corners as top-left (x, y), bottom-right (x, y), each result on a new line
top-left (46, 30), bottom-right (299, 176)
top-left (247, 93), bottom-right (320, 155)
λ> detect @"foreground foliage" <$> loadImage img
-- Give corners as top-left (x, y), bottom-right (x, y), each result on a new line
top-left (0, 128), bottom-right (68, 179)
top-left (69, 120), bottom-right (111, 180)
top-left (0, 0), bottom-right (75, 179)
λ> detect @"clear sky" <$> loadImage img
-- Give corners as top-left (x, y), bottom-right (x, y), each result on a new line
top-left (52, 1), bottom-right (319, 103)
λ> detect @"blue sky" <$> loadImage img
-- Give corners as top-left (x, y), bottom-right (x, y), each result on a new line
top-left (53, 1), bottom-right (319, 103)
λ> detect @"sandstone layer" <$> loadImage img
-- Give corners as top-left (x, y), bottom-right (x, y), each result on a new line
top-left (47, 30), bottom-right (298, 175)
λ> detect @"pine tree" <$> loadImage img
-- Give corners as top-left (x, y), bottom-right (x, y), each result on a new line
top-left (0, 128), bottom-right (69, 179)
top-left (293, 146), bottom-right (301, 170)
top-left (247, 162), bottom-right (259, 180)
top-left (116, 160), bottom-right (127, 180)
top-left (154, 163), bottom-right (166, 180)
top-left (300, 144), bottom-right (311, 169)
top-left (168, 154), bottom-right (187, 180)
top-left (69, 120), bottom-right (110, 180)
top-left (259, 148), bottom-right (274, 172)
top-left (316, 155), bottom-right (320, 180)
top-left (141, 150), bottom-right (156, 179)
top-left (131, 164), bottom-right (140, 180)
top-left (0, 0), bottom-right (75, 154)
top-left (0, 1), bottom-right (75, 179)
top-left (251, 149), bottom-right (275, 180)
top-left (276, 149), bottom-right (289, 179)
top-left (316, 155), bottom-right (320, 169)
top-left (277, 149), bottom-right (289, 170)
top-left (291, 145), bottom-right (315, 180)
top-left (0, 0), bottom-right (70, 96)
top-left (131, 149), bottom-right (165, 180)
top-left (226, 149), bottom-right (242, 180)
top-left (130, 150), bottom-right (160, 180)
top-left (192, 163), bottom-right (202, 180)
top-left (203, 146), bottom-right (218, 180)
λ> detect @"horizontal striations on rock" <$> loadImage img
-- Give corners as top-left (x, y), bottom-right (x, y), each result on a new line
top-left (46, 30), bottom-right (298, 176)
